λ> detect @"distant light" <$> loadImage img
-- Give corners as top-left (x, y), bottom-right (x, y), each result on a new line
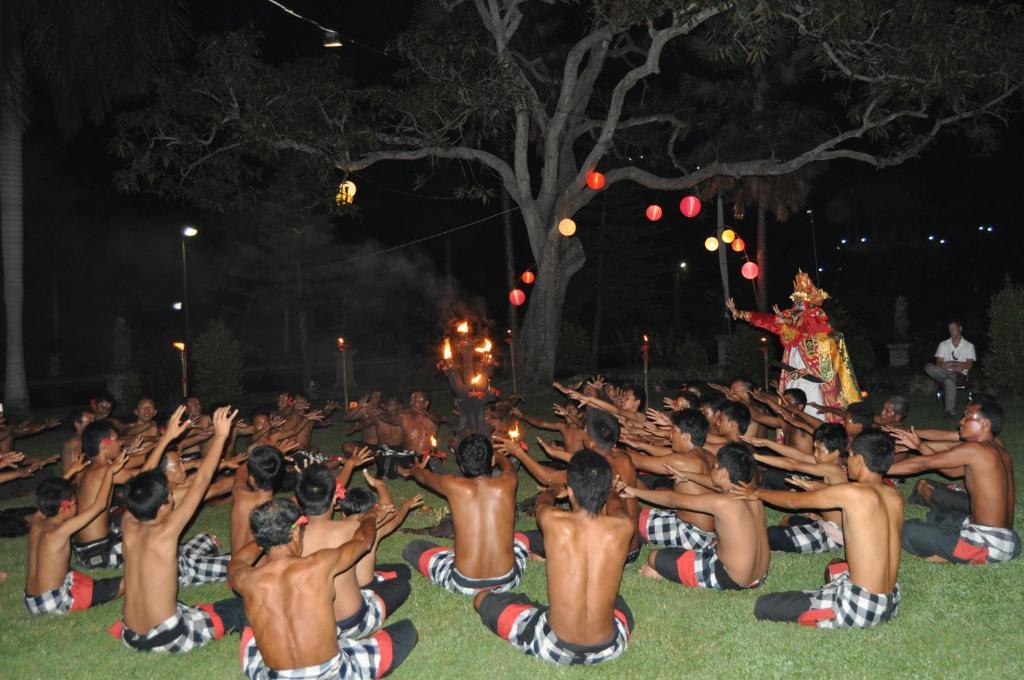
top-left (987, 226), bottom-right (994, 232)
top-left (679, 261), bottom-right (687, 269)
top-left (939, 239), bottom-right (946, 245)
top-left (172, 301), bottom-right (183, 311)
top-left (928, 235), bottom-right (935, 241)
top-left (805, 209), bottom-right (813, 215)
top-left (860, 237), bottom-right (868, 243)
top-left (840, 238), bottom-right (847, 245)
top-left (182, 225), bottom-right (199, 237)
top-left (978, 225), bottom-right (985, 231)
top-left (817, 267), bottom-right (824, 272)
top-left (172, 341), bottom-right (186, 352)
top-left (835, 246), bottom-right (840, 251)
top-left (323, 30), bottom-right (343, 48)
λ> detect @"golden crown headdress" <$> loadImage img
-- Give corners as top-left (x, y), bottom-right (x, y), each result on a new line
top-left (789, 270), bottom-right (829, 305)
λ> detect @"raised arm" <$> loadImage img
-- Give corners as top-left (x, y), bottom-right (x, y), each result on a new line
top-left (512, 407), bottom-right (565, 434)
top-left (141, 405), bottom-right (193, 472)
top-left (323, 512), bottom-right (378, 577)
top-left (887, 443), bottom-right (975, 476)
top-left (55, 452), bottom-right (128, 539)
top-left (227, 540), bottom-right (264, 591)
top-left (336, 447), bottom-right (374, 489)
top-left (167, 406), bottom-right (236, 532)
top-left (536, 438), bottom-right (573, 463)
top-left (398, 455), bottom-right (452, 497)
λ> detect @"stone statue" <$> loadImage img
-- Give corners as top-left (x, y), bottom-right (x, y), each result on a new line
top-left (112, 316), bottom-right (132, 371)
top-left (894, 296), bottom-right (909, 341)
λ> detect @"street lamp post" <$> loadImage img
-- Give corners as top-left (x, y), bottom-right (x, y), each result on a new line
top-left (673, 261), bottom-right (687, 331)
top-left (806, 209), bottom-right (820, 286)
top-left (180, 226), bottom-right (198, 394)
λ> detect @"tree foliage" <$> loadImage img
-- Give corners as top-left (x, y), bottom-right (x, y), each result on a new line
top-left (193, 318), bottom-right (246, 406)
top-left (984, 278), bottom-right (1024, 397)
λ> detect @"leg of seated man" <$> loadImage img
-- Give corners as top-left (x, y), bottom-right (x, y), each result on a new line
top-left (476, 591), bottom-right (633, 666)
top-left (639, 507), bottom-right (715, 550)
top-left (337, 578), bottom-right (412, 640)
top-left (520, 529), bottom-right (545, 559)
top-left (647, 546), bottom-right (763, 590)
top-left (903, 518), bottom-right (1020, 564)
top-left (372, 562), bottom-right (411, 583)
top-left (177, 532), bottom-right (229, 587)
top-left (767, 522), bottom-right (841, 553)
top-left (924, 363), bottom-right (957, 413)
top-left (402, 536), bottom-right (529, 595)
top-left (24, 570), bottom-right (122, 615)
top-left (72, 533), bottom-right (124, 570)
top-left (116, 599), bottom-right (242, 653)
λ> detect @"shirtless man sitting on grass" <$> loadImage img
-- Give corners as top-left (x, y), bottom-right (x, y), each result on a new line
top-left (113, 407), bottom-right (246, 654)
top-left (475, 451), bottom-right (635, 666)
top-left (229, 499), bottom-right (417, 679)
top-left (24, 451), bottom-right (127, 615)
top-left (400, 433), bottom-right (530, 595)
top-left (617, 443), bottom-right (769, 591)
top-left (744, 430), bottom-right (903, 628)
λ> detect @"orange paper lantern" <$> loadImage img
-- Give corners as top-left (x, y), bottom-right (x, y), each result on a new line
top-left (586, 171), bottom-right (606, 190)
top-left (731, 238), bottom-right (746, 252)
top-left (741, 262), bottom-right (759, 279)
top-left (645, 204), bottom-right (663, 222)
top-left (521, 271), bottom-right (535, 285)
top-left (509, 289), bottom-right (526, 306)
top-left (558, 218), bottom-right (577, 237)
top-left (679, 195), bottom-right (701, 218)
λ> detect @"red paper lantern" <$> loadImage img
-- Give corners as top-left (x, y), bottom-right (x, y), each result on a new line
top-left (520, 271), bottom-right (535, 285)
top-left (645, 204), bottom-right (663, 222)
top-left (679, 195), bottom-right (701, 218)
top-left (741, 262), bottom-right (759, 279)
top-left (731, 238), bottom-right (746, 252)
top-left (586, 171), bottom-right (606, 190)
top-left (509, 289), bottom-right (526, 306)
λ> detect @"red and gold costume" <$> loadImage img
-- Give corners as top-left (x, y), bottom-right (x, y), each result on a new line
top-left (736, 271), bottom-right (860, 422)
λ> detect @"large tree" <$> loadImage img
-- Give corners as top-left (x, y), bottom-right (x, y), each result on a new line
top-left (334, 0), bottom-right (1024, 382)
top-left (0, 0), bottom-right (186, 412)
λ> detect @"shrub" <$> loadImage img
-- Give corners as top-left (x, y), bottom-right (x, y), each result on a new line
top-left (671, 337), bottom-right (711, 377)
top-left (983, 278), bottom-right (1024, 397)
top-left (556, 322), bottom-right (593, 376)
top-left (193, 319), bottom-right (246, 406)
top-left (725, 326), bottom-right (775, 384)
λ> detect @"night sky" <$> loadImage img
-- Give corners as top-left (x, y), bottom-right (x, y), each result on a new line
top-left (12, 1), bottom-right (1024, 401)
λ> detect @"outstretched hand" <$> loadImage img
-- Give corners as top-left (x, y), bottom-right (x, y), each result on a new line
top-left (212, 406), bottom-right (239, 437)
top-left (613, 474), bottom-right (636, 499)
top-left (348, 447), bottom-right (374, 469)
top-left (788, 476), bottom-right (828, 491)
top-left (726, 298), bottom-right (739, 319)
top-left (739, 434), bottom-right (772, 448)
top-left (884, 425), bottom-right (921, 451)
top-left (0, 451), bottom-right (25, 469)
top-left (164, 405), bottom-right (193, 440)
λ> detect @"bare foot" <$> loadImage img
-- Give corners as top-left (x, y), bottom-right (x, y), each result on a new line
top-left (528, 553), bottom-right (546, 562)
top-left (638, 564), bottom-right (663, 580)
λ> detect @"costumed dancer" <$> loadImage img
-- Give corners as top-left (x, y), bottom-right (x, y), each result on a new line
top-left (726, 270), bottom-right (859, 422)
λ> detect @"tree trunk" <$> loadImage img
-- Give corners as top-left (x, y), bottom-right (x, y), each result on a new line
top-left (716, 194), bottom-right (731, 335)
top-left (0, 116), bottom-right (30, 413)
top-left (517, 230), bottom-right (585, 384)
top-left (502, 190), bottom-right (518, 338)
top-left (755, 183), bottom-right (769, 312)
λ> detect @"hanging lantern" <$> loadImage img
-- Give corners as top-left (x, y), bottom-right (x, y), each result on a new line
top-left (558, 218), bottom-right (577, 237)
top-left (721, 229), bottom-right (736, 244)
top-left (645, 204), bottom-right (663, 222)
top-left (704, 236), bottom-right (719, 252)
top-left (731, 238), bottom-right (746, 252)
top-left (679, 195), bottom-right (702, 218)
top-left (586, 171), bottom-right (606, 190)
top-left (335, 180), bottom-right (357, 205)
top-left (521, 271), bottom-right (535, 285)
top-left (741, 262), bottom-right (759, 279)
top-left (509, 289), bottom-right (526, 306)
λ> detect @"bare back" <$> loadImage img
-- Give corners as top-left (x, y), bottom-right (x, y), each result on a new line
top-left (25, 516), bottom-right (74, 595)
top-left (73, 466), bottom-right (112, 543)
top-left (300, 518), bottom-right (362, 622)
top-left (448, 474), bottom-right (518, 578)
top-left (231, 466), bottom-right (275, 555)
top-left (121, 516), bottom-right (181, 632)
top-left (713, 497), bottom-right (770, 586)
top-left (962, 442), bottom-right (1014, 527)
top-left (839, 482), bottom-right (903, 593)
top-left (542, 510), bottom-right (633, 646)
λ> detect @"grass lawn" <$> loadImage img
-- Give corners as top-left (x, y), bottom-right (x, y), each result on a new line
top-left (1, 392), bottom-right (1023, 678)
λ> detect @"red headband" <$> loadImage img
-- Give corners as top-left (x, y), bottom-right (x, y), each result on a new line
top-left (335, 484), bottom-right (347, 502)
top-left (291, 515), bottom-right (309, 532)
top-left (60, 499), bottom-right (73, 513)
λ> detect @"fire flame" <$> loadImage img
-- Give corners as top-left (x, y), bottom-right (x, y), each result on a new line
top-left (336, 337), bottom-right (346, 350)
top-left (474, 338), bottom-right (493, 353)
top-left (642, 334), bottom-right (649, 343)
top-left (456, 321), bottom-right (470, 334)
top-left (509, 422), bottom-right (520, 440)
top-left (348, 401), bottom-right (359, 409)
top-left (442, 338), bottom-right (452, 361)
top-left (470, 373), bottom-right (483, 386)
top-left (430, 435), bottom-right (437, 449)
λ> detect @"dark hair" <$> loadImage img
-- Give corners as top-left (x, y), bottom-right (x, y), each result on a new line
top-left (567, 450), bottom-right (612, 515)
top-left (69, 408), bottom-right (92, 427)
top-left (339, 487), bottom-right (376, 516)
top-left (699, 391), bottom-right (727, 413)
top-left (135, 396), bottom-right (156, 408)
top-left (124, 470), bottom-right (170, 521)
top-left (947, 319), bottom-right (962, 329)
top-left (625, 385), bottom-right (647, 412)
top-left (670, 409), bottom-right (709, 447)
top-left (730, 377), bottom-right (755, 392)
top-left (585, 408), bottom-right (620, 450)
top-left (812, 423), bottom-right (848, 459)
top-left (716, 443), bottom-right (756, 484)
top-left (295, 464), bottom-right (336, 516)
top-left (782, 388), bottom-right (807, 407)
top-left (969, 396), bottom-right (1004, 435)
top-left (456, 434), bottom-right (493, 478)
top-left (36, 478), bottom-right (75, 517)
top-left (250, 499), bottom-right (302, 550)
top-left (850, 429), bottom-right (895, 473)
top-left (81, 420), bottom-right (118, 459)
top-left (248, 445), bottom-right (284, 491)
top-left (846, 402), bottom-right (875, 429)
top-left (250, 406), bottom-right (273, 421)
top-left (887, 395), bottom-right (909, 419)
top-left (720, 401), bottom-right (751, 434)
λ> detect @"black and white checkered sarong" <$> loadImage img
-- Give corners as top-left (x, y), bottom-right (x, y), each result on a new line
top-left (776, 520), bottom-right (843, 554)
top-left (800, 570), bottom-right (900, 629)
top-left (177, 532), bottom-right (229, 587)
top-left (241, 626), bottom-right (386, 679)
top-left (336, 589), bottom-right (386, 640)
top-left (119, 602), bottom-right (221, 653)
top-left (24, 570), bottom-right (78, 615)
top-left (639, 507), bottom-right (715, 549)
top-left (406, 535), bottom-right (529, 596)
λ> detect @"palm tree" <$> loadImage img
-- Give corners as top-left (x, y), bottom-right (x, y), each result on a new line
top-left (0, 1), bottom-right (186, 412)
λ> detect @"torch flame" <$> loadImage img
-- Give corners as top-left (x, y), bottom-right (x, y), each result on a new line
top-left (430, 435), bottom-right (437, 448)
top-left (474, 338), bottom-right (493, 353)
top-left (470, 373), bottom-right (483, 386)
top-left (336, 337), bottom-right (345, 350)
top-left (443, 338), bottom-right (452, 361)
top-left (642, 334), bottom-right (649, 343)
top-left (456, 321), bottom-right (470, 334)
top-left (509, 422), bottom-right (520, 440)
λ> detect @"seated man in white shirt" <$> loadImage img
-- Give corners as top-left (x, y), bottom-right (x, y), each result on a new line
top-left (924, 320), bottom-right (976, 417)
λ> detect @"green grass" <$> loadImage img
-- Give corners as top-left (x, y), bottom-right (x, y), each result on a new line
top-left (2, 394), bottom-right (1024, 678)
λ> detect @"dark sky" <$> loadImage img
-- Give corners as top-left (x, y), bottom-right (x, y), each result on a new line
top-left (14, 0), bottom-right (1024, 398)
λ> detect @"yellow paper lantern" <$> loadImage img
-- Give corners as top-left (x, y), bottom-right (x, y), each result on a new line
top-left (704, 236), bottom-right (719, 251)
top-left (558, 218), bottom-right (577, 237)
top-left (721, 229), bottom-right (736, 244)
top-left (335, 180), bottom-right (357, 205)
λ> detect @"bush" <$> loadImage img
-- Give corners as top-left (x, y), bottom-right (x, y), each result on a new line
top-left (193, 319), bottom-right (246, 406)
top-left (556, 322), bottom-right (593, 376)
top-left (671, 337), bottom-right (711, 377)
top-left (983, 278), bottom-right (1024, 397)
top-left (724, 326), bottom-right (775, 384)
